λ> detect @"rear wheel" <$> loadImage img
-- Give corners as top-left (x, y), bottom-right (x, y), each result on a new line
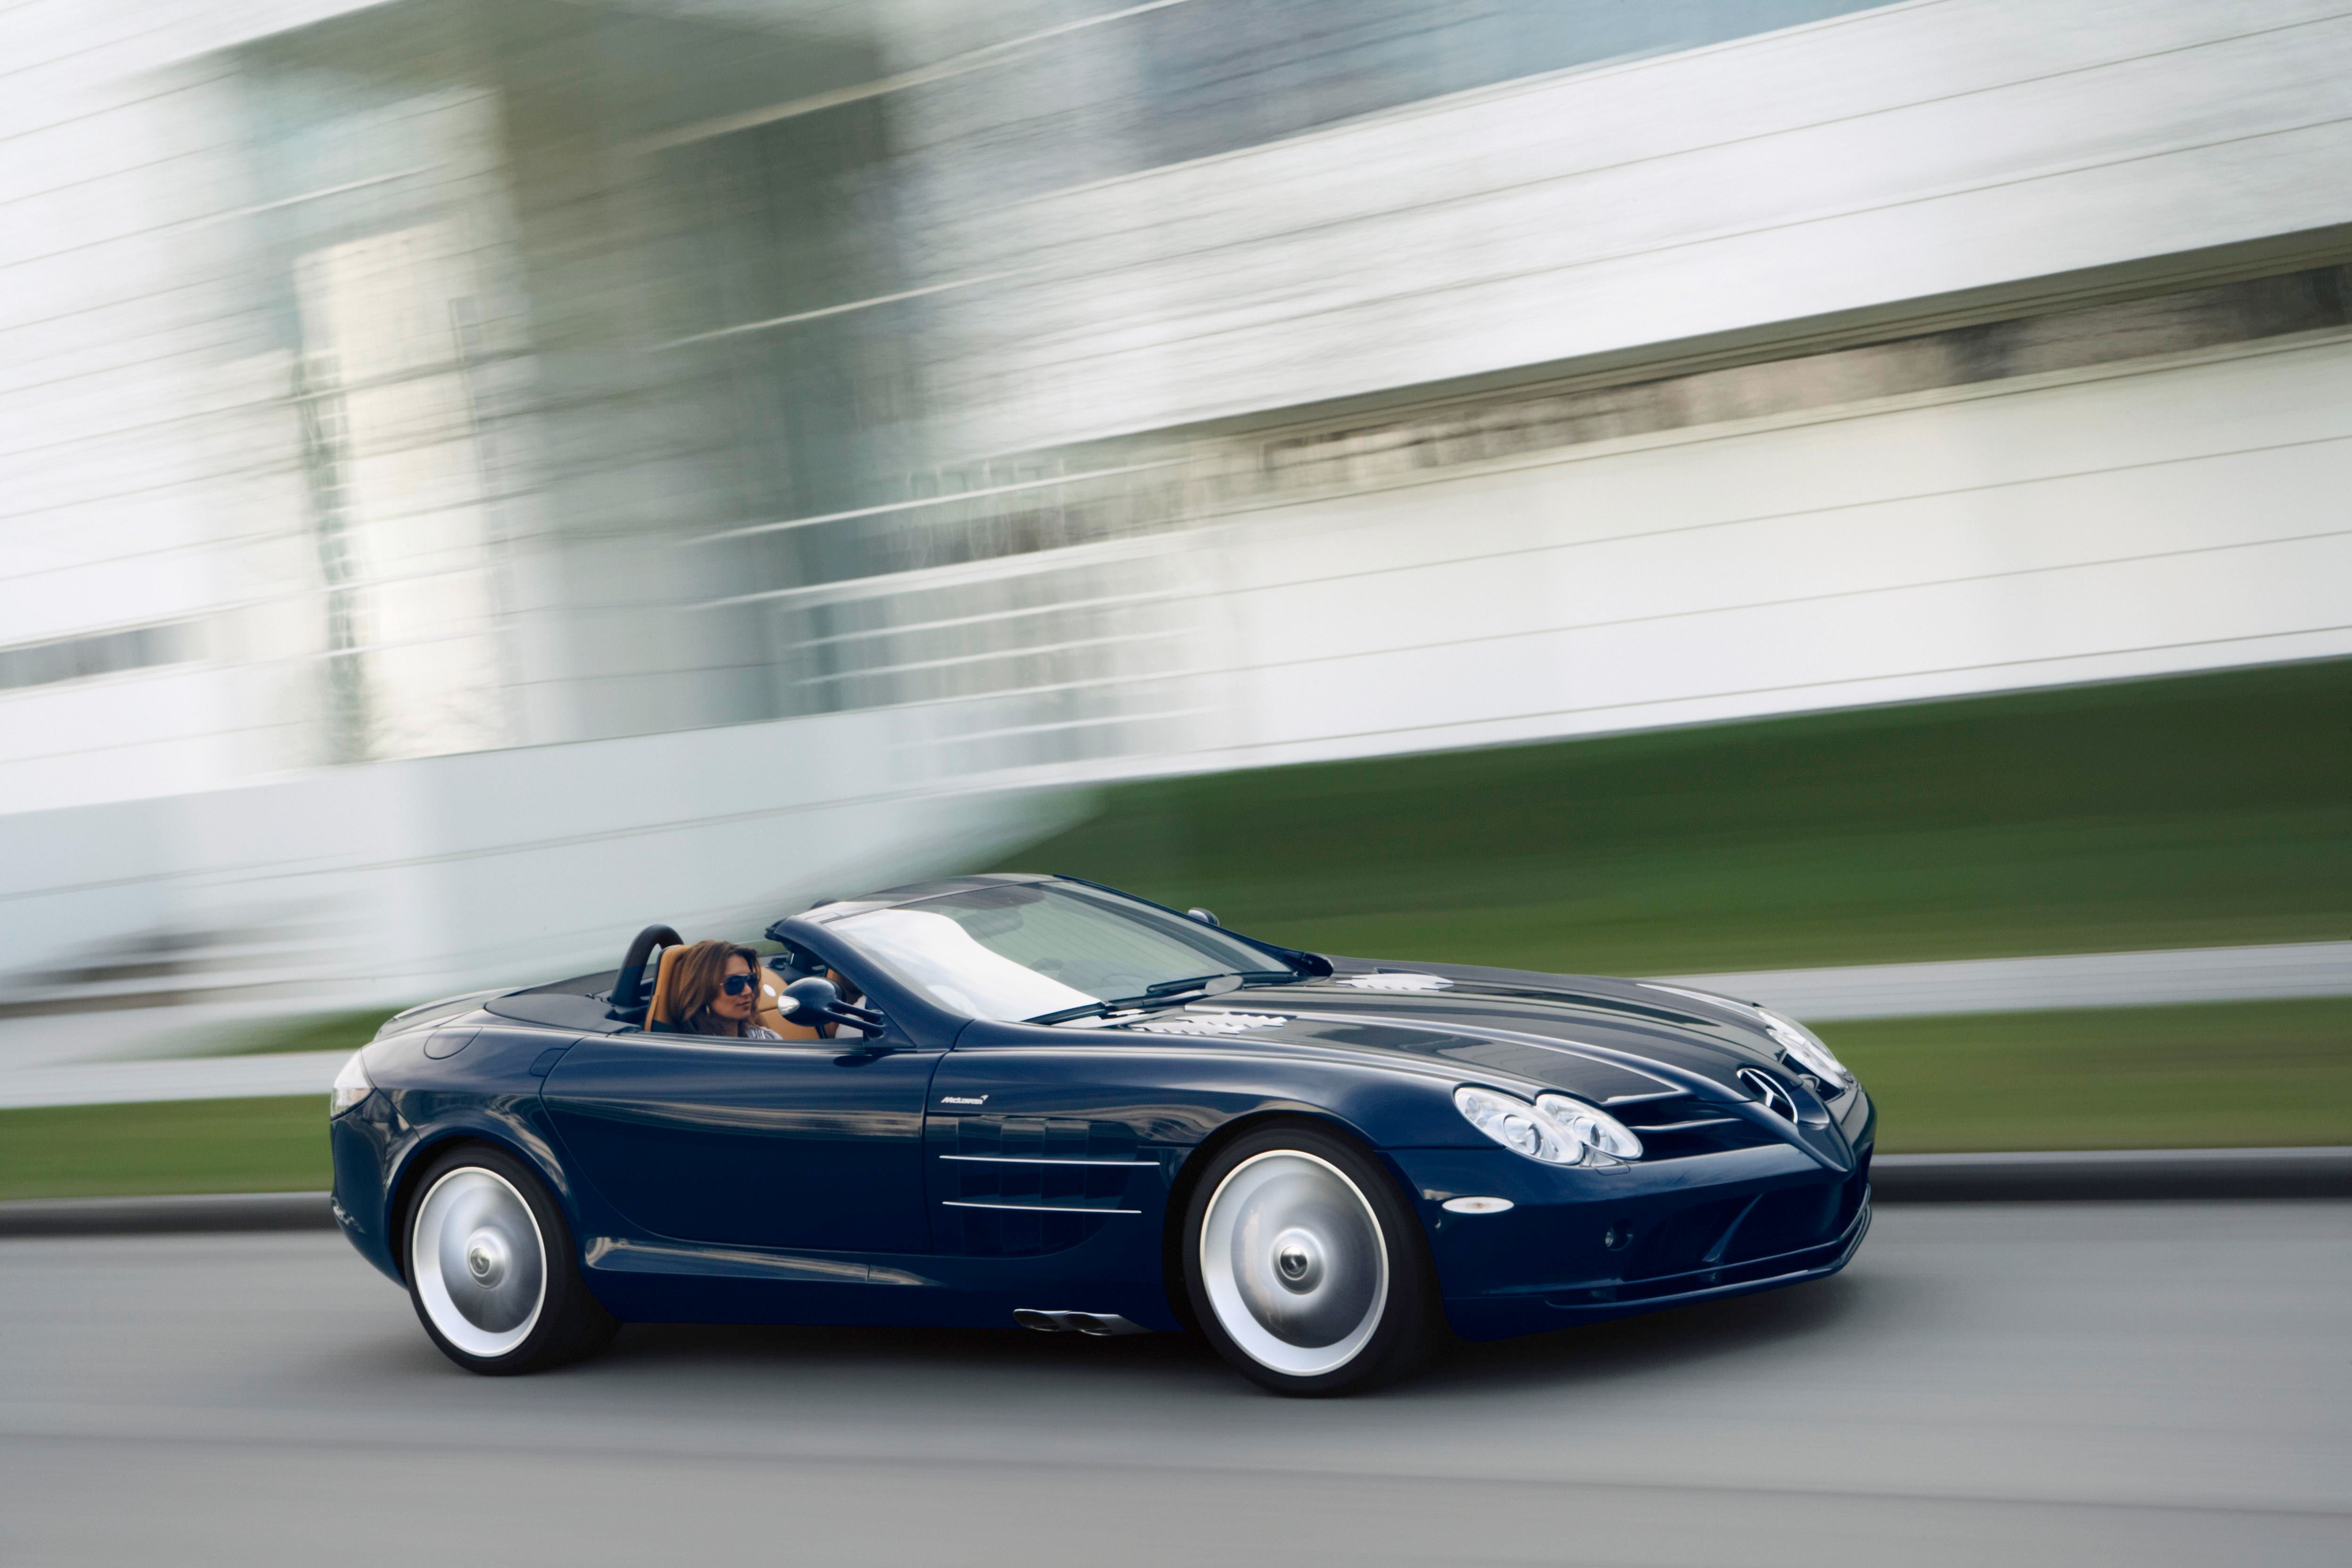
top-left (1182, 1123), bottom-right (1439, 1396)
top-left (405, 1144), bottom-right (616, 1375)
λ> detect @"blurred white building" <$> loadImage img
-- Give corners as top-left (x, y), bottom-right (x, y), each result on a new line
top-left (4, 0), bottom-right (2351, 1008)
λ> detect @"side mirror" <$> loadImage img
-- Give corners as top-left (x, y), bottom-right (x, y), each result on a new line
top-left (1186, 907), bottom-right (1220, 927)
top-left (781, 975), bottom-right (886, 1037)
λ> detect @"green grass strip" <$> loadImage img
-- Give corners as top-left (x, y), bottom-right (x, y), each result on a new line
top-left (186, 1008), bottom-right (403, 1058)
top-left (0, 1096), bottom-right (328, 1201)
top-left (1821, 997), bottom-right (2352, 1152)
top-left (987, 660), bottom-right (2352, 975)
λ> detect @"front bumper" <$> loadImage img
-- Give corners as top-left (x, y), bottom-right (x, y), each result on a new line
top-left (1441, 1192), bottom-right (1870, 1339)
top-left (331, 1100), bottom-right (403, 1283)
top-left (1392, 1139), bottom-right (1872, 1341)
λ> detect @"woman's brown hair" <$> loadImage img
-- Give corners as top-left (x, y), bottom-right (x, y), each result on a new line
top-left (659, 939), bottom-right (763, 1035)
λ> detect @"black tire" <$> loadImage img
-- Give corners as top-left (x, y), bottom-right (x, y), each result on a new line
top-left (1181, 1122), bottom-right (1440, 1396)
top-left (403, 1143), bottom-right (618, 1375)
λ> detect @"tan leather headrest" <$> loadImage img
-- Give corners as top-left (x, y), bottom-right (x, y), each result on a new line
top-left (645, 945), bottom-right (688, 1028)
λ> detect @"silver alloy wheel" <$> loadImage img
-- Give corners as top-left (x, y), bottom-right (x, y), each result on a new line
top-left (1198, 1149), bottom-right (1389, 1377)
top-left (411, 1166), bottom-right (546, 1359)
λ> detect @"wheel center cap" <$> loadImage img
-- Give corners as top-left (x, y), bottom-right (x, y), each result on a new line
top-left (1271, 1228), bottom-right (1323, 1293)
top-left (463, 1228), bottom-right (509, 1287)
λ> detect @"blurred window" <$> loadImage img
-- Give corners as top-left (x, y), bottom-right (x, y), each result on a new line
top-left (1127, 0), bottom-right (1880, 171)
top-left (0, 622), bottom-right (203, 692)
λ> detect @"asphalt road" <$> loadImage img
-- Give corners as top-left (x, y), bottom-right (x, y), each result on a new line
top-left (2, 1204), bottom-right (2346, 1567)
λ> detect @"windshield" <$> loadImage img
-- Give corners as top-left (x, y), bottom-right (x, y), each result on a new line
top-left (822, 882), bottom-right (1298, 1022)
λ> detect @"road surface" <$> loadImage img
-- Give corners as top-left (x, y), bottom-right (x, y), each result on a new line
top-left (1, 1202), bottom-right (2345, 1565)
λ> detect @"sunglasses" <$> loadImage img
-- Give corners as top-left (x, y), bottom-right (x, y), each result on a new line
top-left (721, 972), bottom-right (761, 997)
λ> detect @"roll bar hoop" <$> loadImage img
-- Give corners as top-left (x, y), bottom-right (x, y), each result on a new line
top-left (607, 923), bottom-right (683, 1023)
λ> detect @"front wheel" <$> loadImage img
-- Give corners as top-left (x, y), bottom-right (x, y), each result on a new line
top-left (1182, 1123), bottom-right (1440, 1396)
top-left (404, 1144), bottom-right (617, 1375)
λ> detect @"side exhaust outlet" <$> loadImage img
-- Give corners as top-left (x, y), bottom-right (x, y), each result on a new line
top-left (1013, 1308), bottom-right (1150, 1336)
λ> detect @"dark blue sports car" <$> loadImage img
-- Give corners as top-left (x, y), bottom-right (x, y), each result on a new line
top-left (330, 874), bottom-right (1873, 1395)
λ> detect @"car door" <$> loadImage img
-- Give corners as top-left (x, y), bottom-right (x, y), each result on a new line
top-left (539, 1002), bottom-right (943, 1255)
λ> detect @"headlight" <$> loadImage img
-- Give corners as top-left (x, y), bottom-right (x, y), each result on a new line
top-left (329, 1050), bottom-right (373, 1117)
top-left (1757, 1009), bottom-right (1854, 1089)
top-left (1454, 1086), bottom-right (1642, 1165)
top-left (1534, 1093), bottom-right (1644, 1159)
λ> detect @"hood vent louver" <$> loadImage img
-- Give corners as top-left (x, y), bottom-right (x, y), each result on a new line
top-left (1334, 972), bottom-right (1454, 992)
top-left (1125, 1012), bottom-right (1287, 1036)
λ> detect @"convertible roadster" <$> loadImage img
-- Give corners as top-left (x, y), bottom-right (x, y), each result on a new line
top-left (330, 874), bottom-right (1872, 1394)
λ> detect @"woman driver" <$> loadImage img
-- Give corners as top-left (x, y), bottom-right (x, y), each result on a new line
top-left (660, 940), bottom-right (784, 1039)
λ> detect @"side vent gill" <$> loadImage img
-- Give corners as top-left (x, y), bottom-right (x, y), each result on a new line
top-left (939, 1117), bottom-right (1156, 1257)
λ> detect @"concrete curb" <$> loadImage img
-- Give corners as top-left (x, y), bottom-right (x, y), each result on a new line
top-left (2, 1150), bottom-right (2347, 1237)
top-left (0, 1190), bottom-right (333, 1237)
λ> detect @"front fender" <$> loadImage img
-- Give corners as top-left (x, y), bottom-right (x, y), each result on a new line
top-left (925, 1028), bottom-right (1485, 1306)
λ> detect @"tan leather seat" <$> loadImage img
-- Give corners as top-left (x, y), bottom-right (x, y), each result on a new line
top-left (645, 943), bottom-right (820, 1039)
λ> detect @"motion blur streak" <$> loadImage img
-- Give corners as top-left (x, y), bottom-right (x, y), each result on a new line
top-left (6, 0), bottom-right (2352, 1008)
top-left (2, 1204), bottom-right (2347, 1564)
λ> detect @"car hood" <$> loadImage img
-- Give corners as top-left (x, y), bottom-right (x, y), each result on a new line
top-left (1143, 960), bottom-right (1801, 1104)
top-left (1113, 959), bottom-right (1859, 1167)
